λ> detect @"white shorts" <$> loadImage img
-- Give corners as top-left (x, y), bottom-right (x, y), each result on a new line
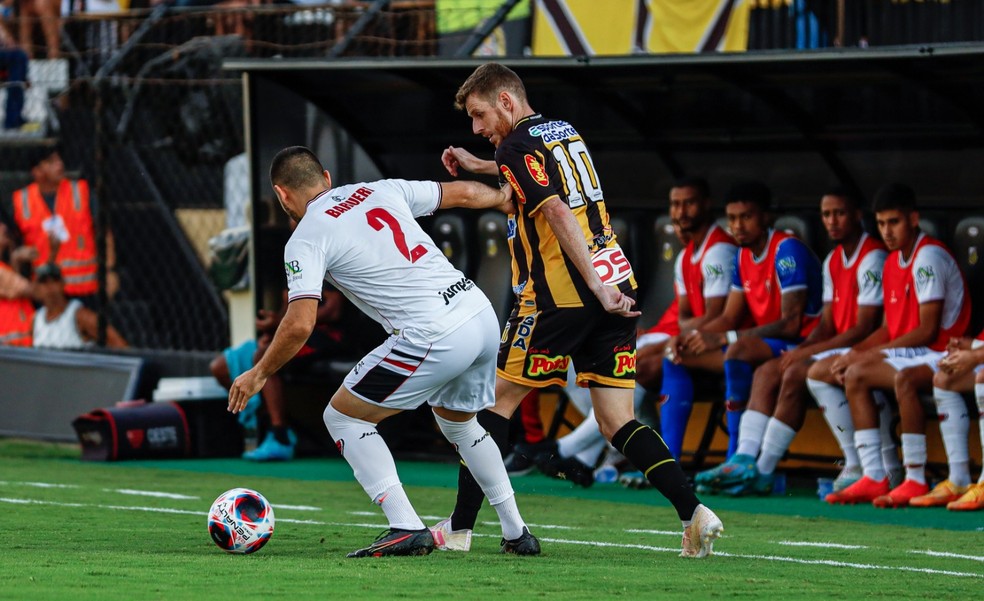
top-left (342, 305), bottom-right (498, 413)
top-left (637, 332), bottom-right (670, 350)
top-left (880, 347), bottom-right (944, 373)
top-left (811, 347), bottom-right (849, 362)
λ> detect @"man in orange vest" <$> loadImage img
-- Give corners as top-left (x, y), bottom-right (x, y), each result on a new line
top-left (0, 223), bottom-right (34, 346)
top-left (1, 145), bottom-right (117, 304)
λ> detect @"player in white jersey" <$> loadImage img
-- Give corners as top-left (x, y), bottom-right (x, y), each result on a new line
top-left (228, 146), bottom-right (540, 557)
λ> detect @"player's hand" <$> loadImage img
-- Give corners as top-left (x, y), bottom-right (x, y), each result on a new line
top-left (938, 349), bottom-right (976, 375)
top-left (778, 347), bottom-right (808, 371)
top-left (946, 336), bottom-right (971, 354)
top-left (681, 329), bottom-right (724, 356)
top-left (663, 335), bottom-right (684, 364)
top-left (255, 309), bottom-right (277, 332)
top-left (228, 368), bottom-right (266, 414)
top-left (595, 286), bottom-right (641, 318)
top-left (497, 182), bottom-right (516, 214)
top-left (441, 146), bottom-right (496, 177)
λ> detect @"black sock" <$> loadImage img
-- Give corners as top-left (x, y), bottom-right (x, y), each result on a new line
top-left (611, 419), bottom-right (700, 521)
top-left (271, 426), bottom-right (291, 446)
top-left (450, 410), bottom-right (510, 531)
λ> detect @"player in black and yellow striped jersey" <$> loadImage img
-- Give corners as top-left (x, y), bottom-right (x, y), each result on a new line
top-left (436, 62), bottom-right (723, 559)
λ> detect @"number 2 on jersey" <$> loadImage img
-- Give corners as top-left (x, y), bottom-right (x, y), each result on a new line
top-left (366, 208), bottom-right (427, 263)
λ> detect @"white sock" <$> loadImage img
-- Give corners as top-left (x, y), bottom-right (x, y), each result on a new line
top-left (558, 410), bottom-right (604, 459)
top-left (977, 384), bottom-right (984, 484)
top-left (574, 437), bottom-right (608, 467)
top-left (934, 387), bottom-right (971, 487)
top-left (874, 391), bottom-right (902, 472)
top-left (807, 378), bottom-right (860, 468)
top-left (735, 410), bottom-right (769, 458)
top-left (757, 418), bottom-right (797, 475)
top-left (900, 433), bottom-right (927, 485)
top-left (323, 403), bottom-right (423, 530)
top-left (434, 413), bottom-right (525, 540)
top-left (855, 428), bottom-right (885, 481)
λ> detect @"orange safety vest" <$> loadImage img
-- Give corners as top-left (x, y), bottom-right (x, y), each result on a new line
top-left (13, 180), bottom-right (98, 296)
top-left (0, 261), bottom-right (34, 347)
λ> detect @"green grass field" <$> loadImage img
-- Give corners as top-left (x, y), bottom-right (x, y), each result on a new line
top-left (1, 438), bottom-right (981, 601)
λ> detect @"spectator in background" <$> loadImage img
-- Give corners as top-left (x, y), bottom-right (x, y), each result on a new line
top-left (1, 145), bottom-right (119, 306)
top-left (0, 14), bottom-right (34, 136)
top-left (0, 222), bottom-right (34, 346)
top-left (32, 262), bottom-right (127, 349)
top-left (15, 0), bottom-right (61, 59)
top-left (211, 285), bottom-right (382, 461)
top-left (695, 188), bottom-right (886, 496)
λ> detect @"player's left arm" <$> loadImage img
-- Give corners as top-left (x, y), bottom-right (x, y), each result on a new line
top-left (737, 238), bottom-right (819, 341)
top-left (228, 298), bottom-right (318, 413)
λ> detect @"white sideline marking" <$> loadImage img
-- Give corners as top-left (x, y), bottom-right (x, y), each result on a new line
top-left (625, 529), bottom-right (684, 536)
top-left (778, 541), bottom-right (867, 550)
top-left (0, 481), bottom-right (79, 488)
top-left (909, 550), bottom-right (984, 562)
top-left (713, 551), bottom-right (982, 578)
top-left (109, 489), bottom-right (199, 500)
top-left (484, 521), bottom-right (575, 530)
top-left (273, 504), bottom-right (321, 512)
top-left (2, 496), bottom-right (980, 579)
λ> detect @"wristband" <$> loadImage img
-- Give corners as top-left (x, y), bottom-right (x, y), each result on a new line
top-left (725, 330), bottom-right (738, 345)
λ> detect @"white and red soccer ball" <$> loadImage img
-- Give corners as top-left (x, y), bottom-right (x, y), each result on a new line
top-left (207, 488), bottom-right (275, 554)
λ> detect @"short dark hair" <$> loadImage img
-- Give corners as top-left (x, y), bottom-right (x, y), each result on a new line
top-left (269, 146), bottom-right (325, 191)
top-left (30, 143), bottom-right (60, 169)
top-left (724, 180), bottom-right (771, 212)
top-left (671, 176), bottom-right (710, 200)
top-left (822, 186), bottom-right (862, 211)
top-left (872, 183), bottom-right (917, 214)
top-left (454, 62), bottom-right (528, 111)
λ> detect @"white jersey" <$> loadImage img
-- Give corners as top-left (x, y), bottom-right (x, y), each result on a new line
top-left (33, 299), bottom-right (90, 349)
top-left (284, 179), bottom-right (491, 344)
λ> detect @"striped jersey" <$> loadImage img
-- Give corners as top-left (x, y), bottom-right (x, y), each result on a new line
top-left (495, 114), bottom-right (636, 310)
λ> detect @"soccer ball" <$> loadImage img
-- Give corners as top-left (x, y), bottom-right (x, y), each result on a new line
top-left (207, 488), bottom-right (275, 554)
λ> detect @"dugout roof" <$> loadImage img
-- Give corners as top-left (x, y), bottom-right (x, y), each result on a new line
top-left (229, 43), bottom-right (984, 209)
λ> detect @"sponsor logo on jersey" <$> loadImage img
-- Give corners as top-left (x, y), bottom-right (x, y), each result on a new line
top-left (529, 126), bottom-right (542, 137)
top-left (528, 353), bottom-right (570, 377)
top-left (915, 265), bottom-right (935, 287)
top-left (534, 120), bottom-right (578, 144)
top-left (500, 165), bottom-right (526, 204)
top-left (777, 255), bottom-right (797, 277)
top-left (860, 269), bottom-right (881, 293)
top-left (511, 313), bottom-right (537, 350)
top-left (705, 263), bottom-right (725, 279)
top-left (524, 154), bottom-right (549, 187)
top-left (284, 260), bottom-right (302, 285)
top-left (613, 351), bottom-right (636, 376)
top-left (439, 277), bottom-right (475, 305)
top-left (325, 186), bottom-right (374, 218)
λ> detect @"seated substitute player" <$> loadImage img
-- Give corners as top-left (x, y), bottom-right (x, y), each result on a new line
top-left (439, 62), bottom-right (723, 559)
top-left (229, 146), bottom-right (540, 557)
top-left (894, 331), bottom-right (984, 509)
top-left (662, 180), bottom-right (823, 459)
top-left (926, 332), bottom-right (984, 511)
top-left (694, 188), bottom-right (886, 495)
top-left (823, 183), bottom-right (970, 506)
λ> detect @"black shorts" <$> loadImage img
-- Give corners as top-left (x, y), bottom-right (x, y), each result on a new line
top-left (496, 300), bottom-right (638, 389)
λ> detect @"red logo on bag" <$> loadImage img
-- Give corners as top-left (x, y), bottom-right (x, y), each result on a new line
top-left (126, 429), bottom-right (145, 449)
top-left (524, 154), bottom-right (549, 186)
top-left (500, 165), bottom-right (526, 204)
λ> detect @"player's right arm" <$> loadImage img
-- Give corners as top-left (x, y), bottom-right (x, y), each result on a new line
top-left (438, 180), bottom-right (514, 213)
top-left (442, 146), bottom-right (497, 177)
